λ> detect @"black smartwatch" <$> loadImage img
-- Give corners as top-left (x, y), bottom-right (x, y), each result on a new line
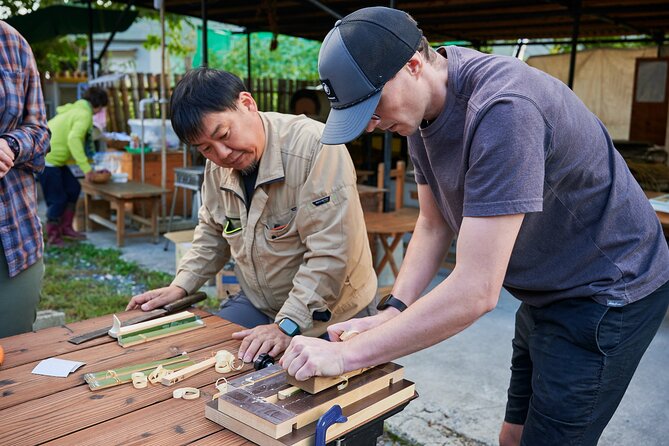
top-left (377, 294), bottom-right (407, 312)
top-left (277, 317), bottom-right (301, 337)
top-left (1, 135), bottom-right (20, 160)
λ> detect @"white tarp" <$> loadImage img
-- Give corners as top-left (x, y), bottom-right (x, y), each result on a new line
top-left (526, 47), bottom-right (658, 139)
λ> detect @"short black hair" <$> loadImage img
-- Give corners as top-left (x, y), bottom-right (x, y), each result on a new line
top-left (83, 86), bottom-right (108, 108)
top-left (170, 68), bottom-right (247, 145)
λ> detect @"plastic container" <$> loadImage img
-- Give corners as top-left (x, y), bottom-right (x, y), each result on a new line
top-left (127, 119), bottom-right (180, 150)
top-left (111, 172), bottom-right (129, 183)
top-left (92, 152), bottom-right (125, 174)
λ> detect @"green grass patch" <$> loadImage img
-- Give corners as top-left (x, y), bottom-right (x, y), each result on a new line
top-left (39, 242), bottom-right (217, 322)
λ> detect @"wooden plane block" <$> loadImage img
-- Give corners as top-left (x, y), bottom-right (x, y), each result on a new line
top-left (286, 367), bottom-right (368, 394)
top-left (285, 329), bottom-right (362, 394)
top-left (205, 378), bottom-right (417, 446)
top-left (216, 362), bottom-right (404, 439)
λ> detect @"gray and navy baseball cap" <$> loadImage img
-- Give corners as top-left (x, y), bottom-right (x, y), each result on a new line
top-left (318, 7), bottom-right (423, 145)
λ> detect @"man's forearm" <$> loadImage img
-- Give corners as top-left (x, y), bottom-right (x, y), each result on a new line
top-left (343, 273), bottom-right (493, 371)
top-left (391, 216), bottom-right (453, 306)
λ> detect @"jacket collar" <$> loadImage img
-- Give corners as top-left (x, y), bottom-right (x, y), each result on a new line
top-left (255, 112), bottom-right (285, 186)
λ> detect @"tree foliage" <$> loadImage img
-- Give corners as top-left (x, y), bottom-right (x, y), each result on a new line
top-left (3, 1), bottom-right (319, 79)
top-left (0, 0), bottom-right (40, 19)
top-left (32, 35), bottom-right (88, 73)
top-left (208, 32), bottom-right (320, 80)
top-left (549, 37), bottom-right (653, 54)
top-left (141, 10), bottom-right (197, 61)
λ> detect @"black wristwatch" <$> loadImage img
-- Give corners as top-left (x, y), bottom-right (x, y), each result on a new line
top-left (1, 135), bottom-right (20, 160)
top-left (277, 317), bottom-right (301, 337)
top-left (377, 294), bottom-right (407, 312)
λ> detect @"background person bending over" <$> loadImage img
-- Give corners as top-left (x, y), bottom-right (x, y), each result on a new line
top-left (280, 7), bottom-right (669, 446)
top-left (0, 21), bottom-right (51, 337)
top-left (127, 68), bottom-right (377, 363)
top-left (38, 86), bottom-right (108, 246)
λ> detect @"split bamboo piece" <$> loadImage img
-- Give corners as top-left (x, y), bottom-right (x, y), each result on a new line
top-left (286, 367), bottom-right (370, 394)
top-left (277, 385), bottom-right (301, 400)
top-left (160, 356), bottom-right (217, 386)
top-left (84, 353), bottom-right (194, 390)
top-left (160, 350), bottom-right (239, 386)
top-left (116, 311), bottom-right (205, 347)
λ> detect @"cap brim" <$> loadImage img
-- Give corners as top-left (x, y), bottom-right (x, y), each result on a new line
top-left (321, 91), bottom-right (382, 145)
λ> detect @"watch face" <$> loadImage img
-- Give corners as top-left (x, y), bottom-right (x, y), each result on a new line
top-left (278, 318), bottom-right (300, 336)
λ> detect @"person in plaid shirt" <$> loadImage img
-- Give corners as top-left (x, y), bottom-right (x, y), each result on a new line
top-left (0, 21), bottom-right (50, 337)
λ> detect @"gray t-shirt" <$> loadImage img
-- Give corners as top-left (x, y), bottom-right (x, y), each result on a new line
top-left (409, 46), bottom-right (669, 307)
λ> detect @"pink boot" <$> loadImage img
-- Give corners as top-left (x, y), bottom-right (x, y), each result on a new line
top-left (46, 222), bottom-right (65, 247)
top-left (60, 208), bottom-right (86, 240)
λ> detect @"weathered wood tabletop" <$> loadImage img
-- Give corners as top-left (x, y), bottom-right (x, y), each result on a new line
top-left (0, 309), bottom-right (255, 445)
top-left (0, 309), bottom-right (415, 445)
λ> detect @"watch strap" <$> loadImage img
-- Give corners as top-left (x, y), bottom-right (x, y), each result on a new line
top-left (377, 294), bottom-right (407, 312)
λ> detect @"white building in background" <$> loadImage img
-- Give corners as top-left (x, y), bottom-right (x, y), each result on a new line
top-left (92, 17), bottom-right (240, 75)
top-left (93, 19), bottom-right (174, 74)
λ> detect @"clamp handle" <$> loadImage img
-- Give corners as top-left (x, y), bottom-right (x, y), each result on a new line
top-left (315, 404), bottom-right (347, 446)
top-left (254, 353), bottom-right (275, 370)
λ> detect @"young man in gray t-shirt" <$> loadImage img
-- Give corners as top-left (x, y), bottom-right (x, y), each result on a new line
top-left (280, 7), bottom-right (669, 446)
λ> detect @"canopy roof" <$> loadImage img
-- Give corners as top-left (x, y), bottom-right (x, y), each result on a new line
top-left (6, 4), bottom-right (138, 43)
top-left (120, 0), bottom-right (669, 43)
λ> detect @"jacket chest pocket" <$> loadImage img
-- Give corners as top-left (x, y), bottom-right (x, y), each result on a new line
top-left (0, 70), bottom-right (24, 124)
top-left (262, 208), bottom-right (298, 242)
top-left (221, 216), bottom-right (244, 255)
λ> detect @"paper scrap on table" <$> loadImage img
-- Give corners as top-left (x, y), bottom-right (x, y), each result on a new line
top-left (32, 358), bottom-right (86, 377)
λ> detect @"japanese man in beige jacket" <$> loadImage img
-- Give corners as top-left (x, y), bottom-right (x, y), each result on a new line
top-left (127, 68), bottom-right (377, 364)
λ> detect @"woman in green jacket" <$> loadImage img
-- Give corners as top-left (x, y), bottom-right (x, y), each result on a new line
top-left (39, 86), bottom-right (108, 246)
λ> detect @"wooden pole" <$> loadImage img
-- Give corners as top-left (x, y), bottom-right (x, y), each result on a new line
top-left (568, 0), bottom-right (582, 90)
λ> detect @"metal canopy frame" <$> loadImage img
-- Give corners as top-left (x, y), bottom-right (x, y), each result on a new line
top-left (108, 0), bottom-right (669, 209)
top-left (114, 1), bottom-right (669, 43)
top-left (87, 0), bottom-right (137, 78)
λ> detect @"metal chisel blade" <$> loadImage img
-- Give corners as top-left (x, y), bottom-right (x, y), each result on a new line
top-left (67, 292), bottom-right (207, 344)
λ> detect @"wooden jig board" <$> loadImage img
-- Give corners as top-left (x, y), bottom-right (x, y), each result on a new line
top-left (205, 363), bottom-right (416, 444)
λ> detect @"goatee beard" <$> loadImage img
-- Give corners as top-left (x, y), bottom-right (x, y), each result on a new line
top-left (240, 159), bottom-right (258, 176)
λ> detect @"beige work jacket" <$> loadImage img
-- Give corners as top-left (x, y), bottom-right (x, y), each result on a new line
top-left (172, 112), bottom-right (376, 336)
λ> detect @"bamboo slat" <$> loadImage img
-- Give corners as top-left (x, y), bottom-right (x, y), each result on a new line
top-left (120, 80), bottom-right (131, 134)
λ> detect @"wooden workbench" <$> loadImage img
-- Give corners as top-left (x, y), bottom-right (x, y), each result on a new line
top-left (0, 310), bottom-right (414, 445)
top-left (80, 180), bottom-right (167, 247)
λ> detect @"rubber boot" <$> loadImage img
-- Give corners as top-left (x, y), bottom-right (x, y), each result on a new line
top-left (60, 207), bottom-right (86, 240)
top-left (46, 221), bottom-right (65, 247)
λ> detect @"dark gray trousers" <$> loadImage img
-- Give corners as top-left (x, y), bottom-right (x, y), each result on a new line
top-left (0, 244), bottom-right (43, 338)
